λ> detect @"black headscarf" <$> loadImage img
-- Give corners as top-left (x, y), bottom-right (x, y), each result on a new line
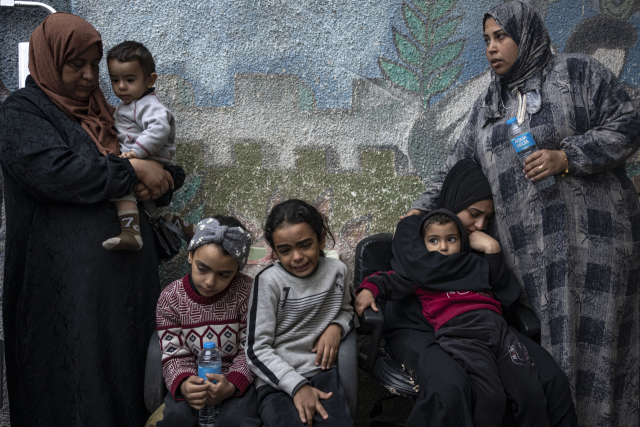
top-left (374, 171), bottom-right (517, 332)
top-left (482, 0), bottom-right (552, 125)
top-left (367, 208), bottom-right (520, 307)
top-left (373, 212), bottom-right (491, 293)
top-left (436, 159), bottom-right (493, 214)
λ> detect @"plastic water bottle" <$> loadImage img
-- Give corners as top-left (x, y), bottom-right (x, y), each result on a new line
top-left (507, 117), bottom-right (555, 191)
top-left (198, 342), bottom-right (221, 427)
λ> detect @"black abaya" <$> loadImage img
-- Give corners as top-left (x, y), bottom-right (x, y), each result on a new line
top-left (0, 77), bottom-right (161, 426)
top-left (384, 158), bottom-right (577, 426)
top-left (382, 298), bottom-right (577, 427)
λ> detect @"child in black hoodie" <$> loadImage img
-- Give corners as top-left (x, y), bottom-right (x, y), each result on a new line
top-left (355, 209), bottom-right (550, 427)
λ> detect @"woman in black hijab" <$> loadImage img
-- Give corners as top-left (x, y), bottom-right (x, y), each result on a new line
top-left (385, 159), bottom-right (576, 427)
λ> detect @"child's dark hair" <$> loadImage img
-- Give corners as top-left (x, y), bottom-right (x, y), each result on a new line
top-left (420, 214), bottom-right (456, 238)
top-left (264, 199), bottom-right (334, 254)
top-left (107, 41), bottom-right (156, 78)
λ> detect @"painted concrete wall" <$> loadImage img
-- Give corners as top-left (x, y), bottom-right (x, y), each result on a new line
top-left (1, 0), bottom-right (640, 424)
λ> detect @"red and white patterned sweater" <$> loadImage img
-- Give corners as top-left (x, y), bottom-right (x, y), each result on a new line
top-left (156, 272), bottom-right (254, 399)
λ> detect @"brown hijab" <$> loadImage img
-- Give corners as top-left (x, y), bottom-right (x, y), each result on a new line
top-left (28, 12), bottom-right (119, 156)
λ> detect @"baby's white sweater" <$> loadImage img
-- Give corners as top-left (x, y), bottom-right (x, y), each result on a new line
top-left (113, 92), bottom-right (175, 165)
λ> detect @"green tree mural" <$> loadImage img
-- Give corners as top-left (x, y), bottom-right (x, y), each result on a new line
top-left (600, 0), bottom-right (639, 19)
top-left (379, 0), bottom-right (465, 110)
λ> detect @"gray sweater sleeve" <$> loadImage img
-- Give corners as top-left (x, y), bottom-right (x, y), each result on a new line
top-left (131, 97), bottom-right (173, 159)
top-left (245, 268), bottom-right (308, 397)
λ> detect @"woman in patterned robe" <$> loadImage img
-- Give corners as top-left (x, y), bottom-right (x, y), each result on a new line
top-left (408, 1), bottom-right (640, 425)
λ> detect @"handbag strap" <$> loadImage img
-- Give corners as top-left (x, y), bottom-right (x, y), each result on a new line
top-left (145, 210), bottom-right (191, 242)
top-left (159, 216), bottom-right (191, 242)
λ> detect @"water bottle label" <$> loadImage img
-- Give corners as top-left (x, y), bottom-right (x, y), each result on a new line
top-left (510, 132), bottom-right (535, 153)
top-left (198, 366), bottom-right (222, 384)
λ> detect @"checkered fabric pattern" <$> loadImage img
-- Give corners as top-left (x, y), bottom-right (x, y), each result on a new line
top-left (412, 53), bottom-right (640, 426)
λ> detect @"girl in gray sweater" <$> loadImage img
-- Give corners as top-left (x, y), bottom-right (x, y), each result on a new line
top-left (246, 199), bottom-right (354, 426)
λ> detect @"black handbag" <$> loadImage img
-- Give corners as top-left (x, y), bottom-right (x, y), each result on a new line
top-left (143, 164), bottom-right (189, 260)
top-left (147, 213), bottom-right (191, 260)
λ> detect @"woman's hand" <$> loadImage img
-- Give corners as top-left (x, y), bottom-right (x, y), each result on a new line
top-left (179, 376), bottom-right (210, 411)
top-left (400, 209), bottom-right (423, 219)
top-left (312, 323), bottom-right (342, 370)
top-left (468, 230), bottom-right (501, 254)
top-left (355, 289), bottom-right (378, 316)
top-left (523, 150), bottom-right (567, 181)
top-left (204, 374), bottom-right (237, 406)
top-left (293, 384), bottom-right (332, 426)
top-left (129, 159), bottom-right (174, 200)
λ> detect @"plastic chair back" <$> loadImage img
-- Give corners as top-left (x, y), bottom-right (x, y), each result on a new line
top-left (353, 234), bottom-right (393, 288)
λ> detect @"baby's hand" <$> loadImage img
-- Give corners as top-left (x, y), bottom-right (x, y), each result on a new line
top-left (120, 151), bottom-right (138, 159)
top-left (468, 230), bottom-right (501, 254)
top-left (312, 323), bottom-right (341, 370)
top-left (355, 289), bottom-right (378, 316)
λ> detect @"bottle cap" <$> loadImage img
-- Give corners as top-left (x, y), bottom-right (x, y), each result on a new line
top-left (204, 342), bottom-right (216, 349)
top-left (506, 117), bottom-right (517, 125)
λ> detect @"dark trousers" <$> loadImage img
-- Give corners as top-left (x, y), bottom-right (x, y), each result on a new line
top-left (385, 325), bottom-right (475, 427)
top-left (382, 297), bottom-right (577, 427)
top-left (257, 368), bottom-right (353, 427)
top-left (156, 384), bottom-right (262, 427)
top-left (435, 310), bottom-right (549, 427)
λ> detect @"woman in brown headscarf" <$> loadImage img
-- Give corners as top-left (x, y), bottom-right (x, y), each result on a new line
top-left (0, 13), bottom-right (174, 426)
